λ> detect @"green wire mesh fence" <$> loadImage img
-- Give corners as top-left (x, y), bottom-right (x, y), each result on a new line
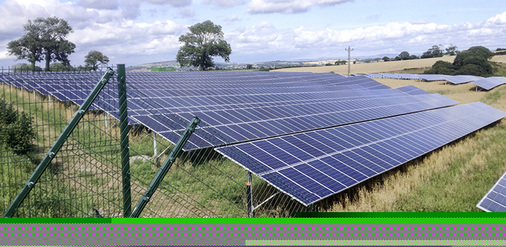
top-left (0, 68), bottom-right (316, 218)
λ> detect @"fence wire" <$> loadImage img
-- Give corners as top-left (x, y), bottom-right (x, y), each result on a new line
top-left (0, 69), bottom-right (320, 218)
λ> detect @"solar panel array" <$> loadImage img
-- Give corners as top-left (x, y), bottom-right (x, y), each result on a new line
top-left (1, 71), bottom-right (455, 150)
top-left (217, 102), bottom-right (506, 206)
top-left (365, 73), bottom-right (506, 89)
top-left (444, 75), bottom-right (482, 85)
top-left (2, 70), bottom-right (505, 207)
top-left (142, 93), bottom-right (457, 150)
top-left (395, 85), bottom-right (429, 95)
top-left (477, 171), bottom-right (506, 212)
top-left (472, 77), bottom-right (506, 90)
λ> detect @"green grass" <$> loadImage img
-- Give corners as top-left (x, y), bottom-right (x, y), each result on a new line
top-left (481, 85), bottom-right (506, 106)
top-left (0, 87), bottom-right (248, 217)
top-left (392, 121), bottom-right (506, 211)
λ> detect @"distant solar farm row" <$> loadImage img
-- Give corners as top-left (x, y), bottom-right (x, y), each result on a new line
top-left (365, 73), bottom-right (506, 90)
top-left (1, 71), bottom-right (504, 209)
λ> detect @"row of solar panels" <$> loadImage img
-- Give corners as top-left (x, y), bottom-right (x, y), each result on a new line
top-left (365, 73), bottom-right (506, 90)
top-left (1, 71), bottom-right (504, 209)
top-left (217, 102), bottom-right (505, 206)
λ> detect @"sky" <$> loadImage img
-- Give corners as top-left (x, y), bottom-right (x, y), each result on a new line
top-left (0, 0), bottom-right (505, 67)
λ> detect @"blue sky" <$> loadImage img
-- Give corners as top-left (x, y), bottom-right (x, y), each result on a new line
top-left (0, 0), bottom-right (505, 67)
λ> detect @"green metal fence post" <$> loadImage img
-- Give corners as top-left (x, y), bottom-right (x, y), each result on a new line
top-left (117, 64), bottom-right (132, 217)
top-left (3, 68), bottom-right (115, 218)
top-left (129, 117), bottom-right (200, 218)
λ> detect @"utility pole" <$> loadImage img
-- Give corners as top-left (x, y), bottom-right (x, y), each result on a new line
top-left (346, 46), bottom-right (354, 76)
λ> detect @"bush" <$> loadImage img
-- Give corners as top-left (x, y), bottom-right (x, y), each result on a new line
top-left (425, 46), bottom-right (493, 76)
top-left (0, 98), bottom-right (35, 154)
top-left (453, 46), bottom-right (493, 68)
top-left (424, 61), bottom-right (455, 75)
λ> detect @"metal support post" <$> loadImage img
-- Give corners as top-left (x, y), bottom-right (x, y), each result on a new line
top-left (3, 68), bottom-right (115, 218)
top-left (117, 64), bottom-right (132, 218)
top-left (247, 171), bottom-right (253, 217)
top-left (129, 117), bottom-right (200, 218)
top-left (153, 132), bottom-right (157, 158)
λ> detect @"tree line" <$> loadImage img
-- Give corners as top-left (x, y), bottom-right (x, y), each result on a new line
top-left (380, 44), bottom-right (495, 77)
top-left (382, 44), bottom-right (458, 61)
top-left (7, 17), bottom-right (109, 72)
top-left (424, 46), bottom-right (494, 76)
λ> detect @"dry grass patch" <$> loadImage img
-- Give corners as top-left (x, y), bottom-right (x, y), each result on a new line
top-left (275, 56), bottom-right (455, 74)
top-left (491, 54), bottom-right (506, 64)
top-left (375, 78), bottom-right (486, 104)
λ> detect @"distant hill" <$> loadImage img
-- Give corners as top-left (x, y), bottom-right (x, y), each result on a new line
top-left (127, 61), bottom-right (181, 72)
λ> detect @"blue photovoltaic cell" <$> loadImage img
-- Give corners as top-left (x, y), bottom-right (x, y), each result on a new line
top-left (477, 171), bottom-right (506, 212)
top-left (395, 85), bottom-right (429, 95)
top-left (140, 93), bottom-right (458, 150)
top-left (419, 74), bottom-right (448, 81)
top-left (472, 77), bottom-right (506, 91)
top-left (216, 102), bottom-right (506, 206)
top-left (444, 75), bottom-right (482, 85)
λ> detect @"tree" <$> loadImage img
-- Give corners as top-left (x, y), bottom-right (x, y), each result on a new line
top-left (12, 63), bottom-right (42, 72)
top-left (421, 45), bottom-right (443, 58)
top-left (7, 17), bottom-right (75, 71)
top-left (445, 45), bottom-right (458, 56)
top-left (397, 51), bottom-right (411, 60)
top-left (7, 28), bottom-right (43, 71)
top-left (50, 62), bottom-right (74, 71)
top-left (84, 51), bottom-right (110, 71)
top-left (176, 20), bottom-right (232, 71)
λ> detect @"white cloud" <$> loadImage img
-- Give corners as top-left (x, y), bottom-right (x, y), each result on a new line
top-left (226, 14), bottom-right (506, 60)
top-left (203, 0), bottom-right (246, 8)
top-left (1, 1), bottom-right (506, 66)
top-left (0, 0), bottom-right (186, 66)
top-left (78, 0), bottom-right (119, 10)
top-left (144, 0), bottom-right (192, 7)
top-left (248, 0), bottom-right (352, 14)
top-left (486, 11), bottom-right (506, 25)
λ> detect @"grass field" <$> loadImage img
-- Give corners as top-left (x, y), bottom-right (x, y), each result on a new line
top-left (276, 56), bottom-right (456, 74)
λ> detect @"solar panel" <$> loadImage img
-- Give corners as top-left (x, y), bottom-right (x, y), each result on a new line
top-left (216, 102), bottom-right (506, 206)
top-left (365, 73), bottom-right (383, 79)
top-left (472, 77), bottom-right (506, 91)
top-left (419, 74), bottom-right (448, 81)
top-left (477, 171), bottom-right (506, 212)
top-left (141, 93), bottom-right (458, 150)
top-left (395, 85), bottom-right (429, 95)
top-left (444, 75), bottom-right (482, 85)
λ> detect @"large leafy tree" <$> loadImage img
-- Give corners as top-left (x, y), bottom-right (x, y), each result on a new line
top-left (7, 17), bottom-right (75, 71)
top-left (84, 50), bottom-right (110, 71)
top-left (421, 45), bottom-right (444, 58)
top-left (176, 20), bottom-right (232, 70)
